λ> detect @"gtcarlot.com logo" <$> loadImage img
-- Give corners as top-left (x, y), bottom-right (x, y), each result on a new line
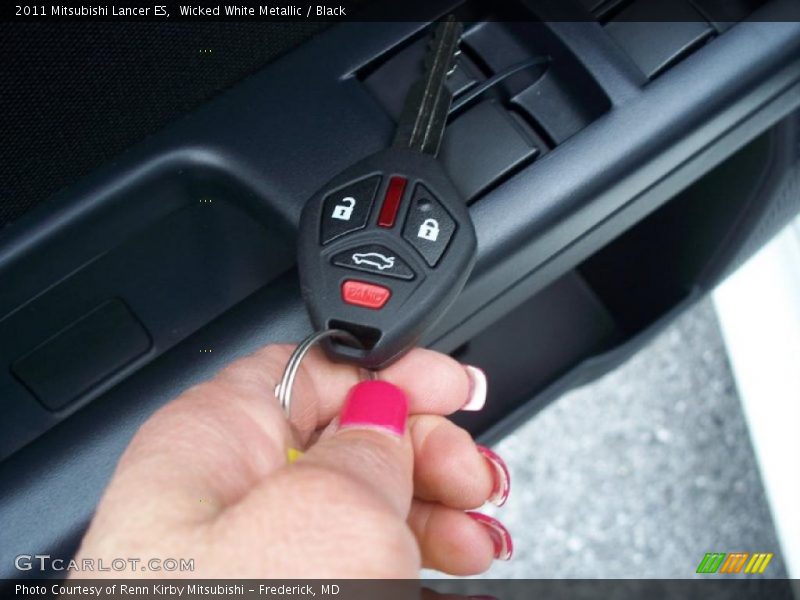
top-left (14, 554), bottom-right (195, 573)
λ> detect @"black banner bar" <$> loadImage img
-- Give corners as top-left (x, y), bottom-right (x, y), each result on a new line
top-left (4, 0), bottom-right (800, 23)
top-left (4, 579), bottom-right (800, 600)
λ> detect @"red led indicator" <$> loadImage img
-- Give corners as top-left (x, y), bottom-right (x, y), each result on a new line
top-left (377, 176), bottom-right (407, 228)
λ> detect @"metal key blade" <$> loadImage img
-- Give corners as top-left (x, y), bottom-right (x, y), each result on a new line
top-left (393, 16), bottom-right (463, 157)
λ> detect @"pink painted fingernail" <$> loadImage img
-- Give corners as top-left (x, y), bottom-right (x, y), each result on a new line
top-left (467, 512), bottom-right (513, 561)
top-left (478, 445), bottom-right (511, 507)
top-left (462, 365), bottom-right (487, 411)
top-left (339, 380), bottom-right (408, 437)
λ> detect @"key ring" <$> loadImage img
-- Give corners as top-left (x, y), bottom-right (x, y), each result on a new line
top-left (275, 329), bottom-right (377, 418)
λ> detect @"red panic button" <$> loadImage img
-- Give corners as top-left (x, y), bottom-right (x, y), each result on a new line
top-left (342, 280), bottom-right (391, 309)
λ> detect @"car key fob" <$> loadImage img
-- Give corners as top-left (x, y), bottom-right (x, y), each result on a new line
top-left (297, 17), bottom-right (477, 369)
top-left (298, 148), bottom-right (477, 369)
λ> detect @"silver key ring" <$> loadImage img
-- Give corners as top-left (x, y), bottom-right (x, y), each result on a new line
top-left (275, 329), bottom-right (377, 418)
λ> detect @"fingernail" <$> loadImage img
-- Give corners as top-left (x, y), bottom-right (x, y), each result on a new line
top-left (339, 380), bottom-right (408, 437)
top-left (467, 512), bottom-right (513, 561)
top-left (477, 445), bottom-right (510, 507)
top-left (462, 365), bottom-right (487, 411)
top-left (286, 448), bottom-right (304, 464)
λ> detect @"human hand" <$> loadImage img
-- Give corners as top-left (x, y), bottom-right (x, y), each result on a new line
top-left (72, 346), bottom-right (511, 578)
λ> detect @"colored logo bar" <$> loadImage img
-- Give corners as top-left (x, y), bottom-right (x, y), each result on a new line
top-left (696, 552), bottom-right (774, 574)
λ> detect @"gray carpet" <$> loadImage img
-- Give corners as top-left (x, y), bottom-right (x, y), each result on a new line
top-left (430, 298), bottom-right (786, 579)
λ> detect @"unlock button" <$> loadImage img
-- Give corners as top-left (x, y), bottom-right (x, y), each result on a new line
top-left (321, 176), bottom-right (381, 245)
top-left (402, 184), bottom-right (457, 267)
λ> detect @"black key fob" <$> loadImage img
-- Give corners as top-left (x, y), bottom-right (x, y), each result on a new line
top-left (297, 148), bottom-right (477, 369)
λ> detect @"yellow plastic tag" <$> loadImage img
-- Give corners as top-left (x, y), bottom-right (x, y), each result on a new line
top-left (286, 447), bottom-right (304, 464)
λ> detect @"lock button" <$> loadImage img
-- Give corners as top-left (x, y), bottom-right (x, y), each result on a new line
top-left (418, 218), bottom-right (440, 241)
top-left (321, 176), bottom-right (381, 245)
top-left (402, 184), bottom-right (457, 267)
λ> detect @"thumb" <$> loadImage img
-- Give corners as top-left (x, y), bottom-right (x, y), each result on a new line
top-left (299, 380), bottom-right (414, 517)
